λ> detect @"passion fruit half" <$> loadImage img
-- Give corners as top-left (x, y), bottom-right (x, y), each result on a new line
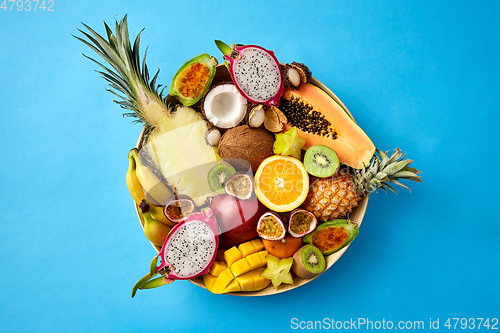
top-left (288, 208), bottom-right (317, 238)
top-left (256, 211), bottom-right (286, 241)
top-left (163, 194), bottom-right (195, 223)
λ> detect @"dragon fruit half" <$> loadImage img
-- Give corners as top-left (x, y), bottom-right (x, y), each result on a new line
top-left (215, 40), bottom-right (285, 107)
top-left (132, 208), bottom-right (219, 297)
top-left (157, 208), bottom-right (219, 279)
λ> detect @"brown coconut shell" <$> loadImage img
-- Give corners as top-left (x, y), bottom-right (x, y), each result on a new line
top-left (218, 125), bottom-right (275, 173)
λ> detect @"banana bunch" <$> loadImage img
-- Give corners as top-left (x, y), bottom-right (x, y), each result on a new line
top-left (203, 239), bottom-right (271, 294)
top-left (126, 148), bottom-right (173, 206)
top-left (126, 148), bottom-right (175, 245)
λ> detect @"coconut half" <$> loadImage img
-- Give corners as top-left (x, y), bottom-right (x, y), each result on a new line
top-left (202, 83), bottom-right (248, 129)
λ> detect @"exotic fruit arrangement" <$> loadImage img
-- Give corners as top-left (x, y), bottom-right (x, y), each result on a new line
top-left (76, 16), bottom-right (421, 297)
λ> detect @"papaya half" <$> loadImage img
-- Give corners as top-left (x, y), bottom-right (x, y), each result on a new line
top-left (279, 83), bottom-right (375, 169)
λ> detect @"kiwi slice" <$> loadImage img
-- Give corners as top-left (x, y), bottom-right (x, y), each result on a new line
top-left (207, 163), bottom-right (237, 194)
top-left (303, 145), bottom-right (339, 177)
top-left (292, 244), bottom-right (326, 279)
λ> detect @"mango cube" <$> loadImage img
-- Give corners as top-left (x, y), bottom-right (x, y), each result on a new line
top-left (203, 273), bottom-right (218, 290)
top-left (224, 247), bottom-right (242, 267)
top-left (210, 268), bottom-right (234, 294)
top-left (238, 239), bottom-right (264, 257)
top-left (230, 250), bottom-right (268, 277)
top-left (236, 274), bottom-right (254, 291)
top-left (209, 261), bottom-right (227, 277)
top-left (223, 279), bottom-right (241, 293)
top-left (235, 268), bottom-right (271, 292)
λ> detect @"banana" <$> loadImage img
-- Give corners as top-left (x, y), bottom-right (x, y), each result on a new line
top-left (149, 205), bottom-right (176, 227)
top-left (126, 150), bottom-right (146, 204)
top-left (138, 209), bottom-right (172, 247)
top-left (129, 148), bottom-right (173, 206)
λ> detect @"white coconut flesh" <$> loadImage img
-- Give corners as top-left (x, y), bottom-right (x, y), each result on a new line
top-left (203, 84), bottom-right (247, 128)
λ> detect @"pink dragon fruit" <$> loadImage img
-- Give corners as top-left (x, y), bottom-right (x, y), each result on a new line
top-left (132, 208), bottom-right (219, 297)
top-left (215, 40), bottom-right (285, 107)
top-left (157, 208), bottom-right (219, 279)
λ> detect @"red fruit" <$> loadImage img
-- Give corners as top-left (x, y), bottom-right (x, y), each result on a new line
top-left (209, 194), bottom-right (267, 249)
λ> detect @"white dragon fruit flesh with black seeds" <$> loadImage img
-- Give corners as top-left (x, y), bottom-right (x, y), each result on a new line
top-left (157, 209), bottom-right (219, 280)
top-left (223, 44), bottom-right (285, 107)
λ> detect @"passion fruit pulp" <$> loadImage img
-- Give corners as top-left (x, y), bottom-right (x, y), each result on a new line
top-left (256, 212), bottom-right (286, 240)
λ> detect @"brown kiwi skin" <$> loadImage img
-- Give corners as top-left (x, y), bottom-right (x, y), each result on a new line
top-left (292, 245), bottom-right (325, 279)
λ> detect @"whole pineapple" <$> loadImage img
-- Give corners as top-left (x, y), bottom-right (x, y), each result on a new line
top-left (302, 148), bottom-right (421, 221)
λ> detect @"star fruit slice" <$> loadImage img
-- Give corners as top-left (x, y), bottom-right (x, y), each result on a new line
top-left (273, 127), bottom-right (307, 159)
top-left (261, 254), bottom-right (294, 288)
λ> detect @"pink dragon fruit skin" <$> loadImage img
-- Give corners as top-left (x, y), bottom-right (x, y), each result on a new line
top-left (223, 44), bottom-right (285, 107)
top-left (157, 208), bottom-right (219, 280)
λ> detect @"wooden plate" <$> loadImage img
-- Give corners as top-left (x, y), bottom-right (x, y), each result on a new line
top-left (134, 65), bottom-right (369, 296)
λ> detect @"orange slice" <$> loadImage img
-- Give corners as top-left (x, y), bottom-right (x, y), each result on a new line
top-left (254, 155), bottom-right (309, 212)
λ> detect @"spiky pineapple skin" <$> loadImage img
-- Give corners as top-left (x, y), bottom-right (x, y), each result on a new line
top-left (302, 174), bottom-right (362, 221)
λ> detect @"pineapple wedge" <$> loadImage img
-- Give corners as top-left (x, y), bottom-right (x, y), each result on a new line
top-left (144, 107), bottom-right (218, 206)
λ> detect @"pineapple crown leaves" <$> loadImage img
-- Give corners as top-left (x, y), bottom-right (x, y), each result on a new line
top-left (354, 148), bottom-right (422, 194)
top-left (73, 15), bottom-right (170, 130)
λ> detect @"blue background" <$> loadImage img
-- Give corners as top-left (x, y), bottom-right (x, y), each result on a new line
top-left (1, 0), bottom-right (499, 332)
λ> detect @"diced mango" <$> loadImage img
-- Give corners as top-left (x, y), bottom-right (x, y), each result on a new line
top-left (235, 268), bottom-right (271, 292)
top-left (230, 258), bottom-right (252, 277)
top-left (203, 273), bottom-right (218, 290)
top-left (230, 250), bottom-right (268, 277)
top-left (224, 246), bottom-right (242, 267)
top-left (209, 261), bottom-right (227, 277)
top-left (236, 273), bottom-right (254, 291)
top-left (246, 251), bottom-right (268, 268)
top-left (210, 268), bottom-right (234, 294)
top-left (238, 238), bottom-right (264, 257)
top-left (223, 279), bottom-right (241, 293)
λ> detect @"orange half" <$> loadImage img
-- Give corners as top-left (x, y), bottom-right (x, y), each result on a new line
top-left (254, 155), bottom-right (309, 212)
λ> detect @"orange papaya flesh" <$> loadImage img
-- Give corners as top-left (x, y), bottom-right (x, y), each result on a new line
top-left (279, 83), bottom-right (375, 169)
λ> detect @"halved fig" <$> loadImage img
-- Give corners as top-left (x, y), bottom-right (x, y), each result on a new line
top-left (224, 172), bottom-right (253, 200)
top-left (257, 211), bottom-right (286, 241)
top-left (288, 208), bottom-right (317, 238)
top-left (163, 194), bottom-right (195, 223)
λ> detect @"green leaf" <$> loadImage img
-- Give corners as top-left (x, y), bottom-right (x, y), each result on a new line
top-left (150, 255), bottom-right (159, 276)
top-left (215, 40), bottom-right (232, 55)
top-left (131, 272), bottom-right (156, 298)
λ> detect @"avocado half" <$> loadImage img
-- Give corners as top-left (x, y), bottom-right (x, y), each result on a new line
top-left (303, 219), bottom-right (359, 255)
